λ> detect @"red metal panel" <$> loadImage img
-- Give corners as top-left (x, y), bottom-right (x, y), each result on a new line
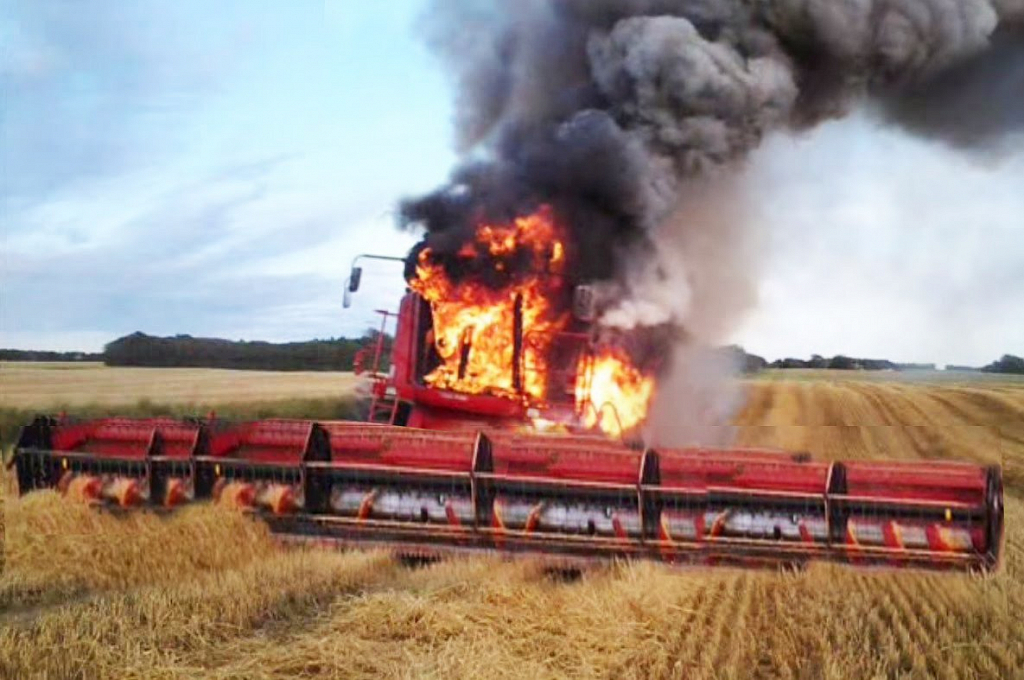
top-left (487, 433), bottom-right (639, 485)
top-left (51, 418), bottom-right (155, 460)
top-left (154, 419), bottom-right (202, 460)
top-left (320, 422), bottom-right (476, 473)
top-left (657, 448), bottom-right (830, 494)
top-left (843, 461), bottom-right (987, 505)
top-left (208, 420), bottom-right (312, 464)
top-left (405, 406), bottom-right (505, 431)
top-left (409, 387), bottom-right (525, 419)
top-left (664, 447), bottom-right (808, 463)
top-left (390, 293), bottom-right (420, 401)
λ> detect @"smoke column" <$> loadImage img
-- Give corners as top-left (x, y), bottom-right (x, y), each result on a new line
top-left (401, 0), bottom-right (1024, 444)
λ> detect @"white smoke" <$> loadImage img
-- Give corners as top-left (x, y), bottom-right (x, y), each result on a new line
top-left (601, 174), bottom-right (764, 445)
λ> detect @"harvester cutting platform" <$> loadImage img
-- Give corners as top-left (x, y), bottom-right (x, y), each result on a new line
top-left (11, 208), bottom-right (1004, 571)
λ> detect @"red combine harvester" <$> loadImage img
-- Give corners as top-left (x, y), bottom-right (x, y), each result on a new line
top-left (11, 252), bottom-right (1005, 571)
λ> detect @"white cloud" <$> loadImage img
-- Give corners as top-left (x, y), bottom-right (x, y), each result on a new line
top-left (1, 2), bottom-right (451, 352)
top-left (736, 113), bottom-right (1024, 365)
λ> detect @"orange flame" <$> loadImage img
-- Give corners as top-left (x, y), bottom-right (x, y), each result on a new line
top-left (409, 204), bottom-right (656, 435)
top-left (409, 206), bottom-right (568, 402)
top-left (575, 347), bottom-right (656, 437)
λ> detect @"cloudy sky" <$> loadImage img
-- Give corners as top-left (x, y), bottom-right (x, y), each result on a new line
top-left (3, 1), bottom-right (1022, 367)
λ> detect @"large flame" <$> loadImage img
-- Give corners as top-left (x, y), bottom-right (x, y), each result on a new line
top-left (575, 347), bottom-right (656, 437)
top-left (409, 205), bottom-right (656, 436)
top-left (409, 206), bottom-right (568, 402)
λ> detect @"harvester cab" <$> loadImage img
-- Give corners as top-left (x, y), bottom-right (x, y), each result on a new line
top-left (345, 253), bottom-right (633, 436)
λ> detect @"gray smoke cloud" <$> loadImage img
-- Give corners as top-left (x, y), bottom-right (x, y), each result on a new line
top-left (880, 23), bottom-right (1024, 147)
top-left (405, 0), bottom-right (1023, 444)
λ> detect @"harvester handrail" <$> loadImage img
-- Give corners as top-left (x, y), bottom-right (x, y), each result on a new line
top-left (645, 486), bottom-right (825, 502)
top-left (829, 494), bottom-right (980, 509)
top-left (476, 471), bottom-right (638, 492)
top-left (305, 460), bottom-right (471, 479)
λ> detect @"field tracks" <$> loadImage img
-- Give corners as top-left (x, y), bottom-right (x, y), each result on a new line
top-left (704, 574), bottom-right (755, 676)
top-left (2, 369), bottom-right (1024, 678)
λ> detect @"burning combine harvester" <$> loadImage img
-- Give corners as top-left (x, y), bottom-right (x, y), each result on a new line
top-left (402, 204), bottom-right (656, 437)
top-left (11, 206), bottom-right (1004, 570)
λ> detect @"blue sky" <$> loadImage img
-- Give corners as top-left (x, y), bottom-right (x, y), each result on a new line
top-left (2, 1), bottom-right (1022, 366)
top-left (2, 1), bottom-right (450, 349)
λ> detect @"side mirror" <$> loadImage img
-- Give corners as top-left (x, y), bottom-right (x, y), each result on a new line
top-left (343, 286), bottom-right (352, 309)
top-left (348, 266), bottom-right (363, 292)
top-left (572, 285), bottom-right (596, 322)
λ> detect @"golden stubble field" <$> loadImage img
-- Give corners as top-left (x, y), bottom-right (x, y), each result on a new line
top-left (0, 362), bottom-right (359, 408)
top-left (2, 366), bottom-right (1023, 679)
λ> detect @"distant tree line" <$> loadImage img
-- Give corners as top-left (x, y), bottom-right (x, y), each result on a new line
top-left (0, 349), bottom-right (103, 362)
top-left (980, 354), bottom-right (1024, 374)
top-left (766, 354), bottom-right (935, 371)
top-left (4, 334), bottom-right (1021, 376)
top-left (101, 332), bottom-right (390, 372)
top-left (754, 353), bottom-right (1024, 374)
top-left (916, 356), bottom-right (1024, 374)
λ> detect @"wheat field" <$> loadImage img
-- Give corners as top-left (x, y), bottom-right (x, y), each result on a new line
top-left (2, 371), bottom-right (1023, 679)
top-left (0, 362), bottom-right (358, 408)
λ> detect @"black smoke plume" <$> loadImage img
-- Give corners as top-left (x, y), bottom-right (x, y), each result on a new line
top-left (402, 0), bottom-right (1022, 280)
top-left (399, 0), bottom-right (1023, 441)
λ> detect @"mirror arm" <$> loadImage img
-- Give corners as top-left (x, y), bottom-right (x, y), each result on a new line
top-left (344, 254), bottom-right (407, 308)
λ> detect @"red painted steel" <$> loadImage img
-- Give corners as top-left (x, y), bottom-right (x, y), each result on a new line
top-left (320, 422), bottom-right (476, 472)
top-left (156, 420), bottom-right (203, 459)
top-left (51, 418), bottom-right (155, 460)
top-left (843, 460), bottom-right (987, 505)
top-left (207, 420), bottom-right (313, 464)
top-left (16, 414), bottom-right (1002, 569)
top-left (409, 387), bottom-right (525, 420)
top-left (668, 447), bottom-right (809, 462)
top-left (657, 448), bottom-right (830, 494)
top-left (487, 433), bottom-right (639, 485)
top-left (389, 293), bottom-right (419, 400)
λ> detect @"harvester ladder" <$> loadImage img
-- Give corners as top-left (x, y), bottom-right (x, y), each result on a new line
top-left (363, 308), bottom-right (399, 424)
top-left (367, 384), bottom-right (400, 424)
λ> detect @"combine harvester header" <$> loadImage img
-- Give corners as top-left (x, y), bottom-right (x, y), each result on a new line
top-left (10, 206), bottom-right (1004, 571)
top-left (13, 415), bottom-right (1003, 570)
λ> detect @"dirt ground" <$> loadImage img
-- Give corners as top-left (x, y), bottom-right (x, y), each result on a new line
top-left (2, 372), bottom-right (1022, 679)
